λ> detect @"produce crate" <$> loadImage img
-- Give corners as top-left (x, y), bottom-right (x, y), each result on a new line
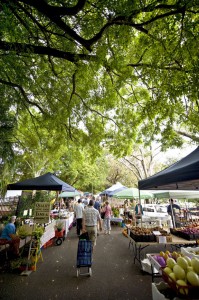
top-left (181, 247), bottom-right (199, 259)
top-left (162, 269), bottom-right (199, 299)
top-left (170, 228), bottom-right (181, 237)
top-left (178, 231), bottom-right (195, 241)
top-left (130, 231), bottom-right (142, 242)
top-left (130, 231), bottom-right (156, 242)
top-left (194, 233), bottom-right (199, 240)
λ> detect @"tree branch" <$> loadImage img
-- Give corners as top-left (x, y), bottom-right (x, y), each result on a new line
top-left (176, 130), bottom-right (199, 142)
top-left (7, 0), bottom-right (91, 50)
top-left (16, 0), bottom-right (87, 16)
top-left (0, 40), bottom-right (96, 62)
top-left (127, 62), bottom-right (190, 72)
top-left (0, 79), bottom-right (46, 114)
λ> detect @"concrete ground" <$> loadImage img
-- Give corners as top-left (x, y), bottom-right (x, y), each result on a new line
top-left (0, 225), bottom-right (166, 300)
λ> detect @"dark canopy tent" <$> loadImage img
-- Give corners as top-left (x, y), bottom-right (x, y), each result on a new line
top-left (138, 146), bottom-right (199, 190)
top-left (7, 172), bottom-right (75, 192)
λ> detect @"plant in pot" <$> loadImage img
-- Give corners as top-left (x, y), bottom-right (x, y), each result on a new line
top-left (32, 226), bottom-right (44, 239)
top-left (54, 220), bottom-right (64, 232)
top-left (17, 225), bottom-right (33, 239)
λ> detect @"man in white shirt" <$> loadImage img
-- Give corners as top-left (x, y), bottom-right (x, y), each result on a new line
top-left (74, 199), bottom-right (84, 236)
top-left (82, 199), bottom-right (102, 249)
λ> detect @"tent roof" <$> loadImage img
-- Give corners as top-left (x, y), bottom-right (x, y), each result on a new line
top-left (100, 182), bottom-right (127, 196)
top-left (7, 172), bottom-right (75, 192)
top-left (58, 191), bottom-right (80, 198)
top-left (152, 190), bottom-right (199, 199)
top-left (113, 187), bottom-right (154, 199)
top-left (108, 186), bottom-right (127, 197)
top-left (138, 146), bottom-right (199, 190)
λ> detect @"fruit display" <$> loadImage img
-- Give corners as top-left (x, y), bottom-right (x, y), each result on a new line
top-left (171, 222), bottom-right (199, 241)
top-left (152, 250), bottom-right (182, 269)
top-left (160, 251), bottom-right (199, 297)
top-left (129, 226), bottom-right (172, 242)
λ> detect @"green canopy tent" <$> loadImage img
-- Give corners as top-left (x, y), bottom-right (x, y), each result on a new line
top-left (113, 187), bottom-right (154, 199)
top-left (58, 191), bottom-right (80, 198)
top-left (152, 190), bottom-right (199, 199)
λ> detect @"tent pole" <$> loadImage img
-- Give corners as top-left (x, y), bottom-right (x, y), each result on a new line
top-left (139, 189), bottom-right (142, 228)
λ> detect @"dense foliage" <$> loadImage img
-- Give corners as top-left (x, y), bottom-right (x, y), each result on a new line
top-left (0, 1), bottom-right (199, 191)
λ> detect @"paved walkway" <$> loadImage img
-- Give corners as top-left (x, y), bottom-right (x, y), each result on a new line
top-left (0, 226), bottom-right (158, 300)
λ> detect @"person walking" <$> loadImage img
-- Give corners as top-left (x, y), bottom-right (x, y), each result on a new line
top-left (102, 201), bottom-right (112, 235)
top-left (74, 199), bottom-right (84, 236)
top-left (94, 196), bottom-right (101, 212)
top-left (82, 200), bottom-right (102, 249)
top-left (93, 196), bottom-right (101, 236)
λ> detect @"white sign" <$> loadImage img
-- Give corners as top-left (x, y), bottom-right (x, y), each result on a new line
top-left (23, 210), bottom-right (28, 216)
top-left (34, 202), bottom-right (51, 224)
top-left (158, 236), bottom-right (167, 244)
top-left (152, 231), bottom-right (161, 236)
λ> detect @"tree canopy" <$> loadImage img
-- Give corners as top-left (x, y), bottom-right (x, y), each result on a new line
top-left (0, 1), bottom-right (199, 191)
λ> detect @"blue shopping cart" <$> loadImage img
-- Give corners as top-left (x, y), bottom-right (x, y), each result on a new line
top-left (76, 239), bottom-right (92, 277)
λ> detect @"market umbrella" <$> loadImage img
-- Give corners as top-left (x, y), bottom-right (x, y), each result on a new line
top-left (58, 191), bottom-right (80, 198)
top-left (113, 187), bottom-right (154, 199)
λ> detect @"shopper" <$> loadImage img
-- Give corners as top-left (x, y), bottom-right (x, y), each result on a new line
top-left (0, 216), bottom-right (20, 257)
top-left (74, 199), bottom-right (84, 236)
top-left (124, 200), bottom-right (130, 221)
top-left (134, 202), bottom-right (143, 225)
top-left (94, 196), bottom-right (101, 212)
top-left (167, 199), bottom-right (180, 214)
top-left (167, 198), bottom-right (181, 227)
top-left (102, 201), bottom-right (112, 234)
top-left (82, 200), bottom-right (102, 249)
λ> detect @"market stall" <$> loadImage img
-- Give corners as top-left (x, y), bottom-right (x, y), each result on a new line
top-left (126, 226), bottom-right (196, 265)
top-left (41, 212), bottom-right (74, 246)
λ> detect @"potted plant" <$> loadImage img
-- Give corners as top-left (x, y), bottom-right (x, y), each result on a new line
top-left (54, 220), bottom-right (64, 232)
top-left (32, 226), bottom-right (44, 240)
top-left (17, 225), bottom-right (33, 239)
top-left (54, 220), bottom-right (64, 239)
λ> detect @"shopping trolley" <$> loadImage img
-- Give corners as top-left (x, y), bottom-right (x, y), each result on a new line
top-left (76, 233), bottom-right (92, 277)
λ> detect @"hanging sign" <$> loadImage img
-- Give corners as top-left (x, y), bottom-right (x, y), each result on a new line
top-left (34, 202), bottom-right (51, 224)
